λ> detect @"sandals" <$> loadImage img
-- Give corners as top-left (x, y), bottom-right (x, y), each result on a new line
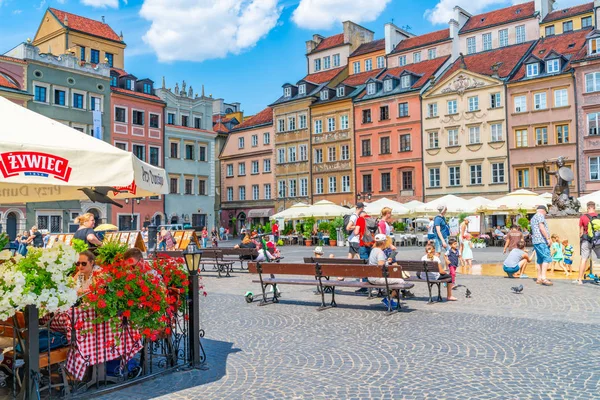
top-left (536, 279), bottom-right (553, 286)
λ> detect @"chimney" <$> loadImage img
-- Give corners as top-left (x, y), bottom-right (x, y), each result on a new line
top-left (450, 7), bottom-right (471, 63)
top-left (535, 0), bottom-right (555, 21)
top-left (595, 0), bottom-right (600, 27)
top-left (101, 16), bottom-right (105, 23)
top-left (63, 15), bottom-right (68, 26)
top-left (384, 22), bottom-right (410, 55)
top-left (305, 34), bottom-right (323, 54)
top-left (343, 21), bottom-right (374, 49)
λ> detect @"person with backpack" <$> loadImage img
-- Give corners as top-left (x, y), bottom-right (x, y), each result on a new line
top-left (433, 205), bottom-right (450, 265)
top-left (345, 202), bottom-right (364, 259)
top-left (576, 201), bottom-right (600, 285)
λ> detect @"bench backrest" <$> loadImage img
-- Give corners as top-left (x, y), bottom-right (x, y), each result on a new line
top-left (248, 262), bottom-right (315, 276)
top-left (248, 262), bottom-right (405, 279)
top-left (199, 249), bottom-right (223, 259)
top-left (222, 248), bottom-right (258, 256)
top-left (303, 257), bottom-right (367, 265)
top-left (397, 260), bottom-right (439, 272)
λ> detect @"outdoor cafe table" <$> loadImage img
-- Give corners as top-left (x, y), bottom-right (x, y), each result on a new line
top-left (41, 307), bottom-right (143, 381)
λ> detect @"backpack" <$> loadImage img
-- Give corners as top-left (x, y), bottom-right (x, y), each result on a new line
top-left (361, 217), bottom-right (379, 244)
top-left (586, 214), bottom-right (600, 247)
top-left (343, 213), bottom-right (356, 234)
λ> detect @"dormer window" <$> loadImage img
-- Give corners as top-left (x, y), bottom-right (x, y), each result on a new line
top-left (384, 79), bottom-right (393, 92)
top-left (126, 79), bottom-right (134, 90)
top-left (320, 90), bottom-right (329, 100)
top-left (367, 83), bottom-right (376, 95)
top-left (143, 83), bottom-right (152, 94)
top-left (590, 38), bottom-right (600, 55)
top-left (284, 87), bottom-right (291, 97)
top-left (401, 75), bottom-right (411, 88)
top-left (337, 87), bottom-right (345, 97)
top-left (298, 84), bottom-right (306, 95)
top-left (526, 63), bottom-right (539, 77)
top-left (110, 75), bottom-right (117, 87)
top-left (546, 59), bottom-right (560, 74)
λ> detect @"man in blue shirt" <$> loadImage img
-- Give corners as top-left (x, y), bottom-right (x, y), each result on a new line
top-left (530, 205), bottom-right (553, 286)
top-left (434, 205), bottom-right (450, 265)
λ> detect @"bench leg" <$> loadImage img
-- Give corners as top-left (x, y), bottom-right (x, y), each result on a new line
top-left (437, 283), bottom-right (443, 302)
top-left (330, 288), bottom-right (337, 307)
top-left (316, 278), bottom-right (328, 311)
top-left (258, 283), bottom-right (269, 306)
top-left (426, 283), bottom-right (434, 304)
top-left (226, 264), bottom-right (232, 277)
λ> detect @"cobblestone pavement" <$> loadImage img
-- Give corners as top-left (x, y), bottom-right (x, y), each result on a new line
top-left (99, 263), bottom-right (600, 400)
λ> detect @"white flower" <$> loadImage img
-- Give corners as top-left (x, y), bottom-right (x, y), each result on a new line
top-left (0, 250), bottom-right (13, 260)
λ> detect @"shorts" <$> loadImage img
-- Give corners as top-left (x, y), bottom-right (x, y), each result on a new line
top-left (565, 259), bottom-right (573, 265)
top-left (427, 233), bottom-right (436, 240)
top-left (449, 266), bottom-right (457, 283)
top-left (503, 265), bottom-right (520, 276)
top-left (434, 237), bottom-right (445, 253)
top-left (348, 242), bottom-right (360, 255)
top-left (359, 246), bottom-right (371, 260)
top-left (581, 240), bottom-right (600, 260)
top-left (533, 243), bottom-right (552, 264)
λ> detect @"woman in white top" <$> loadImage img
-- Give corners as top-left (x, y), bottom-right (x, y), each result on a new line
top-left (368, 234), bottom-right (405, 308)
top-left (427, 217), bottom-right (435, 241)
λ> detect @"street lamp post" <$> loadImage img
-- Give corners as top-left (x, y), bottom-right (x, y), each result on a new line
top-left (124, 197), bottom-right (142, 230)
top-left (356, 191), bottom-right (372, 201)
top-left (182, 245), bottom-right (204, 368)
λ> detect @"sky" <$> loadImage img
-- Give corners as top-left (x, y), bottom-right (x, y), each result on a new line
top-left (0, 0), bottom-right (591, 115)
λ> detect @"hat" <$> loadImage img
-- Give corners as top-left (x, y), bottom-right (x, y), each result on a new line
top-left (314, 246), bottom-right (324, 255)
top-left (356, 201), bottom-right (365, 209)
top-left (374, 233), bottom-right (387, 242)
top-left (437, 204), bottom-right (447, 212)
top-left (537, 205), bottom-right (547, 211)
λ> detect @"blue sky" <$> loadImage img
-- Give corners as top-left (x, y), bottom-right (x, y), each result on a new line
top-left (0, 0), bottom-right (589, 115)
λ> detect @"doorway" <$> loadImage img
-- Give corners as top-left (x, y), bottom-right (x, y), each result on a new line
top-left (6, 212), bottom-right (16, 240)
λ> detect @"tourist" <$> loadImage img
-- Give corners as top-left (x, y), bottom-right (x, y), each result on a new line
top-left (211, 227), bottom-right (219, 247)
top-left (444, 238), bottom-right (460, 288)
top-left (433, 205), bottom-right (450, 265)
top-left (314, 246), bottom-right (324, 258)
top-left (74, 250), bottom-right (100, 295)
top-left (140, 227), bottom-right (148, 245)
top-left (502, 240), bottom-right (532, 278)
top-left (159, 227), bottom-right (176, 251)
top-left (420, 244), bottom-right (456, 301)
top-left (563, 239), bottom-right (574, 274)
top-left (576, 201), bottom-right (600, 285)
top-left (234, 235), bottom-right (256, 250)
top-left (550, 234), bottom-right (569, 275)
top-left (494, 226), bottom-right (506, 239)
top-left (219, 226), bottom-right (225, 240)
top-left (346, 202), bottom-right (364, 259)
top-left (378, 207), bottom-right (396, 259)
top-left (123, 248), bottom-right (144, 266)
top-left (461, 233), bottom-right (474, 270)
top-left (503, 225), bottom-right (524, 254)
top-left (73, 214), bottom-right (102, 248)
top-left (458, 218), bottom-right (469, 267)
top-left (201, 227), bottom-right (208, 248)
top-left (224, 228), bottom-right (229, 241)
top-left (368, 234), bottom-right (403, 308)
top-left (17, 230), bottom-right (29, 256)
top-left (427, 216), bottom-right (435, 242)
top-left (530, 205), bottom-right (553, 286)
top-left (272, 221), bottom-right (279, 244)
top-left (354, 210), bottom-right (374, 294)
top-left (27, 226), bottom-right (45, 248)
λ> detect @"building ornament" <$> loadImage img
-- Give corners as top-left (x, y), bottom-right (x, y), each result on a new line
top-left (313, 131), bottom-right (349, 143)
top-left (440, 110), bottom-right (486, 124)
top-left (314, 161), bottom-right (352, 173)
top-left (174, 82), bottom-right (179, 95)
top-left (440, 74), bottom-right (485, 97)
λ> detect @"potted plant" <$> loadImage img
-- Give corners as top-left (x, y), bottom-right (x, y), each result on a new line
top-left (328, 224), bottom-right (337, 246)
top-left (331, 217), bottom-right (344, 246)
top-left (303, 217), bottom-right (315, 246)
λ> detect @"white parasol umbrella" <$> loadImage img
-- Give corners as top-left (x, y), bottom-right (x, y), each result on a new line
top-left (304, 200), bottom-right (349, 218)
top-left (270, 202), bottom-right (310, 220)
top-left (403, 200), bottom-right (423, 212)
top-left (579, 190), bottom-right (600, 211)
top-left (363, 197), bottom-right (409, 216)
top-left (0, 97), bottom-right (167, 203)
top-left (487, 189), bottom-right (549, 213)
top-left (414, 194), bottom-right (468, 215)
top-left (464, 196), bottom-right (495, 213)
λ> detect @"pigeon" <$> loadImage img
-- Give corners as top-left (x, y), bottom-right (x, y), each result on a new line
top-left (511, 285), bottom-right (524, 294)
top-left (79, 187), bottom-right (123, 208)
top-left (465, 288), bottom-right (472, 298)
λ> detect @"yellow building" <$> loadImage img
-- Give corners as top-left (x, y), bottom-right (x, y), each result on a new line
top-left (540, 2), bottom-right (596, 37)
top-left (347, 39), bottom-right (386, 75)
top-left (33, 8), bottom-right (126, 69)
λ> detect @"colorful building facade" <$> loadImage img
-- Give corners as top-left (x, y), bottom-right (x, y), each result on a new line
top-left (540, 2), bottom-right (596, 37)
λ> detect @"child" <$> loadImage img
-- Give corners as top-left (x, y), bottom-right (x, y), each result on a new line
top-left (445, 238), bottom-right (460, 288)
top-left (461, 233), bottom-right (474, 269)
top-left (421, 244), bottom-right (456, 301)
top-left (563, 239), bottom-right (574, 274)
top-left (550, 234), bottom-right (569, 275)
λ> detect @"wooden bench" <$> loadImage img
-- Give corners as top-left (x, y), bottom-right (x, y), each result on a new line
top-left (248, 262), bottom-right (414, 313)
top-left (198, 249), bottom-right (235, 277)
top-left (303, 257), bottom-right (367, 265)
top-left (221, 248), bottom-right (259, 270)
top-left (396, 260), bottom-right (452, 303)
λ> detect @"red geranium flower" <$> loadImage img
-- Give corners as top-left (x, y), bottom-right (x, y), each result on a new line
top-left (98, 299), bottom-right (107, 309)
top-left (127, 299), bottom-right (135, 307)
top-left (116, 290), bottom-right (125, 297)
top-left (122, 310), bottom-right (131, 318)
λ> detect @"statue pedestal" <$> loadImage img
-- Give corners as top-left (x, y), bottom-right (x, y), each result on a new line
top-left (546, 216), bottom-right (582, 272)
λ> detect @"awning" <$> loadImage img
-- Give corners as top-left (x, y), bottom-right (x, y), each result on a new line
top-left (247, 208), bottom-right (273, 218)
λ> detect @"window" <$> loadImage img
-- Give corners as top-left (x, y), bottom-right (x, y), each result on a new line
top-left (264, 184), bottom-right (271, 199)
top-left (327, 117), bottom-right (335, 132)
top-left (227, 164), bottom-right (234, 177)
top-left (314, 120), bottom-right (323, 134)
top-left (367, 83), bottom-right (376, 95)
top-left (314, 58), bottom-right (321, 72)
top-left (515, 129), bottom-right (528, 147)
top-left (585, 72), bottom-right (600, 92)
top-left (337, 86), bottom-right (345, 97)
top-left (278, 119), bottom-right (285, 132)
top-left (365, 59), bottom-right (372, 71)
top-left (428, 48), bottom-right (437, 59)
top-left (545, 25), bottom-right (555, 36)
top-left (469, 126), bottom-right (481, 144)
top-left (468, 96), bottom-right (479, 111)
top-left (252, 185), bottom-right (259, 200)
top-left (298, 84), bottom-right (306, 95)
top-left (132, 110), bottom-right (144, 125)
top-left (380, 137), bottom-right (391, 154)
top-left (402, 171), bottom-right (413, 190)
top-left (429, 168), bottom-right (440, 188)
top-left (554, 89), bottom-right (568, 107)
top-left (491, 163), bottom-right (505, 183)
top-left (329, 177), bottom-right (337, 193)
top-left (361, 139), bottom-right (371, 156)
top-left (353, 61), bottom-right (360, 74)
top-left (527, 63), bottom-right (539, 77)
top-left (428, 103), bottom-right (438, 117)
top-left (556, 124), bottom-right (569, 144)
top-left (299, 178), bottom-right (308, 197)
top-left (184, 178), bottom-right (193, 195)
top-left (149, 146), bottom-right (159, 166)
top-left (168, 113), bottom-right (175, 125)
top-left (582, 16), bottom-right (593, 28)
top-left (515, 95), bottom-right (527, 112)
top-left (491, 123), bottom-right (503, 142)
top-left (413, 52), bottom-right (421, 62)
top-left (428, 131), bottom-right (439, 149)
top-left (398, 55), bottom-right (406, 66)
top-left (238, 137), bottom-right (245, 149)
top-left (534, 92), bottom-right (547, 110)
top-left (340, 115), bottom-right (349, 130)
top-left (110, 75), bottom-right (117, 87)
top-left (185, 144), bottom-right (194, 160)
top-left (363, 174), bottom-right (372, 192)
top-left (197, 179), bottom-right (206, 196)
top-left (447, 129), bottom-right (459, 147)
top-left (324, 56), bottom-right (330, 69)
top-left (239, 162), bottom-right (246, 176)
top-left (380, 106), bottom-right (389, 120)
top-left (314, 148), bottom-right (323, 163)
top-left (263, 132), bottom-right (270, 144)
top-left (299, 115), bottom-right (307, 129)
top-left (447, 100), bottom-right (457, 115)
top-left (105, 52), bottom-right (113, 67)
top-left (563, 20), bottom-right (573, 32)
top-left (115, 142), bottom-right (127, 150)
top-left (483, 33), bottom-right (492, 51)
top-left (278, 181), bottom-right (286, 198)
top-left (400, 134), bottom-right (411, 151)
top-left (239, 186), bottom-right (246, 200)
top-left (284, 87), bottom-right (291, 97)
top-left (342, 176), bottom-right (350, 192)
top-left (149, 113), bottom-right (159, 128)
top-left (333, 54), bottom-right (340, 67)
top-left (300, 145), bottom-right (308, 161)
top-left (362, 109), bottom-right (372, 123)
top-left (54, 89), bottom-right (65, 106)
top-left (73, 93), bottom-right (84, 109)
top-left (546, 59), bottom-right (560, 74)
top-left (320, 90), bottom-right (329, 101)
top-left (449, 166), bottom-right (461, 186)
top-left (536, 127), bottom-right (548, 145)
top-left (377, 56), bottom-right (385, 69)
top-left (181, 115), bottom-right (189, 126)
top-left (315, 178), bottom-right (324, 194)
top-left (251, 134), bottom-right (258, 147)
top-left (226, 187), bottom-right (233, 201)
top-left (341, 145), bottom-right (349, 160)
top-left (381, 172), bottom-right (391, 192)
top-left (126, 79), bottom-right (134, 90)
top-left (328, 146), bottom-right (336, 162)
top-left (517, 169), bottom-right (530, 188)
top-left (288, 147), bottom-right (297, 162)
top-left (398, 102), bottom-right (409, 117)
top-left (263, 159), bottom-right (271, 172)
top-left (499, 29), bottom-right (508, 47)
top-left (143, 83), bottom-right (152, 94)
top-left (588, 112), bottom-right (600, 135)
top-left (251, 160), bottom-right (259, 174)
top-left (468, 164), bottom-right (481, 185)
top-left (194, 117), bottom-right (202, 129)
top-left (288, 117), bottom-right (296, 131)
top-left (515, 25), bottom-right (525, 44)
top-left (80, 46), bottom-right (85, 61)
top-left (170, 142), bottom-right (179, 158)
top-left (133, 144), bottom-right (145, 161)
top-left (537, 167), bottom-right (550, 187)
top-left (490, 93), bottom-right (501, 108)
top-left (467, 37), bottom-right (476, 54)
top-left (277, 148), bottom-right (285, 164)
top-left (90, 96), bottom-right (102, 112)
top-left (91, 49), bottom-right (100, 64)
top-left (401, 75), bottom-right (411, 88)
top-left (591, 157), bottom-right (600, 180)
top-left (170, 177), bottom-right (179, 194)
top-left (384, 79), bottom-right (393, 92)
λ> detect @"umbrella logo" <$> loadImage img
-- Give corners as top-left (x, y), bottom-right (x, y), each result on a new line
top-left (113, 181), bottom-right (137, 195)
top-left (0, 151), bottom-right (72, 182)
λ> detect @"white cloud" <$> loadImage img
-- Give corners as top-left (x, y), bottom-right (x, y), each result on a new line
top-left (80, 0), bottom-right (119, 8)
top-left (12, 9), bottom-right (22, 14)
top-left (140, 0), bottom-right (282, 62)
top-left (292, 0), bottom-right (391, 30)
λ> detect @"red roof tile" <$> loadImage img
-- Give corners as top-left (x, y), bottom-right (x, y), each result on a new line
top-left (0, 55), bottom-right (26, 64)
top-left (213, 122), bottom-right (229, 133)
top-left (350, 39), bottom-right (385, 57)
top-left (49, 8), bottom-right (122, 43)
top-left (111, 87), bottom-right (163, 102)
top-left (311, 33), bottom-right (345, 53)
top-left (302, 66), bottom-right (346, 84)
top-left (392, 29), bottom-right (450, 53)
top-left (511, 29), bottom-right (590, 81)
top-left (0, 73), bottom-right (19, 90)
top-left (342, 69), bottom-right (384, 86)
top-left (111, 67), bottom-right (128, 77)
top-left (460, 2), bottom-right (536, 34)
top-left (542, 2), bottom-right (593, 23)
top-left (441, 42), bottom-right (534, 81)
top-left (233, 107), bottom-right (273, 130)
top-left (386, 56), bottom-right (451, 88)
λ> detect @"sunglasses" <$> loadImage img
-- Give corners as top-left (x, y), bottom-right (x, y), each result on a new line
top-left (76, 261), bottom-right (88, 267)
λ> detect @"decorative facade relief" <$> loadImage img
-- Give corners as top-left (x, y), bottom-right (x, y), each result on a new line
top-left (441, 74), bottom-right (485, 97)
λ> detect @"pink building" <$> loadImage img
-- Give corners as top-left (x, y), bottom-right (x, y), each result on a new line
top-left (110, 68), bottom-right (166, 229)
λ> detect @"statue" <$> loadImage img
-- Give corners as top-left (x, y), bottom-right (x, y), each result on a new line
top-left (189, 85), bottom-right (193, 97)
top-left (181, 80), bottom-right (187, 96)
top-left (174, 82), bottom-right (179, 95)
top-left (543, 157), bottom-right (580, 216)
